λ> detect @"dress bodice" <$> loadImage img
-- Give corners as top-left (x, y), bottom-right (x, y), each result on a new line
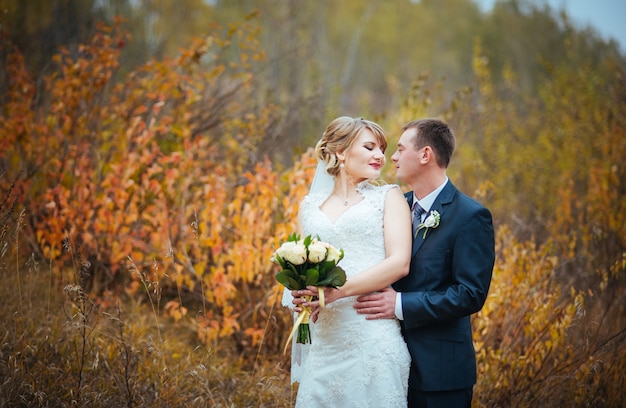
top-left (301, 183), bottom-right (396, 281)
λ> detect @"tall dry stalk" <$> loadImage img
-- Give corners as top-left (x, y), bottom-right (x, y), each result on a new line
top-left (62, 235), bottom-right (97, 405)
top-left (128, 256), bottom-right (167, 371)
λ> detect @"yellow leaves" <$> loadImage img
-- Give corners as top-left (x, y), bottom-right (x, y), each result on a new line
top-left (472, 40), bottom-right (493, 100)
top-left (474, 226), bottom-right (592, 402)
top-left (167, 259), bottom-right (183, 282)
top-left (609, 252), bottom-right (626, 281)
top-left (219, 315), bottom-right (240, 338)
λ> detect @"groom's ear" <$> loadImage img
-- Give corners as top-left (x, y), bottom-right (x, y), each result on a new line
top-left (422, 146), bottom-right (433, 162)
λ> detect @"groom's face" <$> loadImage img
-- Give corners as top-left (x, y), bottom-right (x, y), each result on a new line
top-left (391, 128), bottom-right (422, 184)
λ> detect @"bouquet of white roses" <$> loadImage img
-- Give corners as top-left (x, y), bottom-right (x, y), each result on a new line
top-left (272, 233), bottom-right (346, 347)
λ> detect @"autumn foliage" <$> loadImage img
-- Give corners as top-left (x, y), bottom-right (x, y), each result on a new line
top-left (1, 16), bottom-right (625, 407)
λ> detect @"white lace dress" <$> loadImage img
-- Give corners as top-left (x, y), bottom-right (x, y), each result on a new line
top-left (289, 183), bottom-right (410, 408)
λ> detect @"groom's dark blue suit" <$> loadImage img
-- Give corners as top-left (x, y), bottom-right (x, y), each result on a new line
top-left (393, 181), bottom-right (495, 402)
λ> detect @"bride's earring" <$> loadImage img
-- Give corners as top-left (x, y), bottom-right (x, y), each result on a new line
top-left (339, 163), bottom-right (345, 169)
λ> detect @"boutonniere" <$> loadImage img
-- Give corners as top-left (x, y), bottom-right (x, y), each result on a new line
top-left (415, 210), bottom-right (441, 239)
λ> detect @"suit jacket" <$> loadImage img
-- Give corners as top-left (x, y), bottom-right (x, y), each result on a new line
top-left (393, 181), bottom-right (495, 392)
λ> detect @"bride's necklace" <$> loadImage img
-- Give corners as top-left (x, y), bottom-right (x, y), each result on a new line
top-left (333, 190), bottom-right (359, 206)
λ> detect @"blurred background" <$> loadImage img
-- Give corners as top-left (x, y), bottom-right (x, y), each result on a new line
top-left (1, 0), bottom-right (625, 406)
top-left (3, 0), bottom-right (625, 159)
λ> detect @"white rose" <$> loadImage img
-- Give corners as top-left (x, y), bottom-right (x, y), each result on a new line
top-left (276, 241), bottom-right (307, 265)
top-left (423, 215), bottom-right (437, 228)
top-left (422, 211), bottom-right (441, 229)
top-left (308, 241), bottom-right (327, 263)
top-left (325, 245), bottom-right (342, 263)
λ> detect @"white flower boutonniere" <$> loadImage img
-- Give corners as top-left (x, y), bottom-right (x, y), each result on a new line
top-left (416, 210), bottom-right (441, 239)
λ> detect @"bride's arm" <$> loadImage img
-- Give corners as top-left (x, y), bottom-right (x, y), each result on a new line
top-left (295, 187), bottom-right (410, 308)
top-left (334, 186), bottom-right (411, 297)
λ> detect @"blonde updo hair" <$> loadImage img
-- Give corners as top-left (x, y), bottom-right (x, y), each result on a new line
top-left (315, 116), bottom-right (387, 177)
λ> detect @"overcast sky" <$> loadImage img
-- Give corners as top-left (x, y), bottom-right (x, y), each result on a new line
top-left (475, 0), bottom-right (626, 52)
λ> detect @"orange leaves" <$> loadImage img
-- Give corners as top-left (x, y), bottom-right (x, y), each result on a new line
top-left (205, 266), bottom-right (236, 306)
top-left (0, 10), bottom-right (299, 360)
top-left (165, 300), bottom-right (188, 323)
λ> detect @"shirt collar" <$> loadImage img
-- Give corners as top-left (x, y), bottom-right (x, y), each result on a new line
top-left (413, 177), bottom-right (448, 214)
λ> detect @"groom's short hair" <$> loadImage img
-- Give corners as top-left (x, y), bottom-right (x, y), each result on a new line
top-left (402, 118), bottom-right (456, 168)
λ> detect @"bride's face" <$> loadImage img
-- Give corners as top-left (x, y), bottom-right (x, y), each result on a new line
top-left (340, 129), bottom-right (386, 183)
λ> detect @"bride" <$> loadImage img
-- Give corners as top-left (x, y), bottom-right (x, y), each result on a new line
top-left (283, 116), bottom-right (412, 407)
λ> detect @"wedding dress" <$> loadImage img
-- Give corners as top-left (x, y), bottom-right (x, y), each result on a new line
top-left (289, 182), bottom-right (410, 408)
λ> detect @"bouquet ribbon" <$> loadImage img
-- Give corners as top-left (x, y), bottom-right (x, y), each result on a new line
top-left (283, 290), bottom-right (325, 354)
top-left (284, 296), bottom-right (311, 354)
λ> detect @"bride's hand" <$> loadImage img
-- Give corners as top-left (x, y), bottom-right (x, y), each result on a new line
top-left (321, 286), bottom-right (342, 305)
top-left (311, 305), bottom-right (321, 323)
top-left (291, 287), bottom-right (319, 312)
top-left (308, 286), bottom-right (343, 322)
top-left (293, 286), bottom-right (342, 314)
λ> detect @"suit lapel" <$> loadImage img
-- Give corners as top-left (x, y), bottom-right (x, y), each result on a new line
top-left (410, 182), bottom-right (456, 257)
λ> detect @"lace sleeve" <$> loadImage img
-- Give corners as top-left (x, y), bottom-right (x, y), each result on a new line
top-left (281, 287), bottom-right (294, 308)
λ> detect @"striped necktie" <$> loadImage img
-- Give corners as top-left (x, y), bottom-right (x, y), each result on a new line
top-left (412, 201), bottom-right (425, 237)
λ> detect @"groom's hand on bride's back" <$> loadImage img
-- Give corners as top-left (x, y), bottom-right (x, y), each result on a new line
top-left (354, 287), bottom-right (397, 320)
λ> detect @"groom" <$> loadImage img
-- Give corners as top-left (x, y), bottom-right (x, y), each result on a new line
top-left (355, 118), bottom-right (495, 407)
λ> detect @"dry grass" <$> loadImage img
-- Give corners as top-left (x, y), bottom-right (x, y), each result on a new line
top-left (0, 261), bottom-right (295, 407)
top-left (0, 204), bottom-right (294, 408)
